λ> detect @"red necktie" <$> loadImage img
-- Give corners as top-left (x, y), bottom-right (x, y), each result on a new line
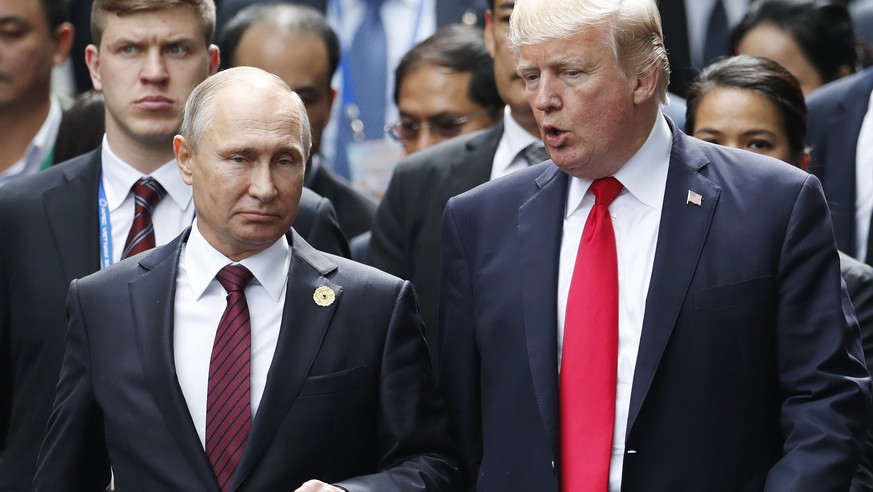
top-left (561, 177), bottom-right (623, 491)
top-left (121, 177), bottom-right (167, 259)
top-left (206, 264), bottom-right (254, 491)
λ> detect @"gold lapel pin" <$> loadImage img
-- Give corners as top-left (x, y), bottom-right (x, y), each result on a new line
top-left (313, 286), bottom-right (336, 307)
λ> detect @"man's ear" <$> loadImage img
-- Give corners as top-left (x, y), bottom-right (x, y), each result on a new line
top-left (632, 62), bottom-right (660, 105)
top-left (174, 135), bottom-right (195, 185)
top-left (85, 44), bottom-right (103, 91)
top-left (207, 45), bottom-right (220, 75)
top-left (51, 22), bottom-right (75, 66)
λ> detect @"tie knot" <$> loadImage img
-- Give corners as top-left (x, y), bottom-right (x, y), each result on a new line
top-left (216, 264), bottom-right (254, 294)
top-left (520, 144), bottom-right (550, 166)
top-left (132, 177), bottom-right (167, 208)
top-left (590, 177), bottom-right (623, 207)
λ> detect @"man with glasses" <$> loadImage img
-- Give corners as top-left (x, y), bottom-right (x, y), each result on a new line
top-left (387, 24), bottom-right (501, 155)
top-left (369, 0), bottom-right (544, 371)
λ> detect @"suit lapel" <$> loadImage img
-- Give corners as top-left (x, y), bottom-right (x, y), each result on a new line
top-left (232, 231), bottom-right (340, 489)
top-left (819, 71), bottom-right (873, 255)
top-left (43, 149), bottom-right (102, 281)
top-left (625, 131), bottom-right (720, 437)
top-left (518, 165), bottom-right (567, 457)
top-left (130, 230), bottom-right (219, 488)
top-left (446, 123), bottom-right (502, 196)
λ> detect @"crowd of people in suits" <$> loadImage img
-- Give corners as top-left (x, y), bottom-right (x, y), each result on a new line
top-left (5, 0), bottom-right (873, 490)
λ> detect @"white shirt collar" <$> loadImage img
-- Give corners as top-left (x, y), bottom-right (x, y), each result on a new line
top-left (492, 106), bottom-right (541, 175)
top-left (100, 134), bottom-right (192, 212)
top-left (0, 96), bottom-right (63, 182)
top-left (566, 113), bottom-right (673, 218)
top-left (183, 219), bottom-right (291, 302)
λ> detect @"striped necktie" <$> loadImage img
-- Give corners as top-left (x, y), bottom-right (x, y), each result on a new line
top-left (121, 177), bottom-right (167, 259)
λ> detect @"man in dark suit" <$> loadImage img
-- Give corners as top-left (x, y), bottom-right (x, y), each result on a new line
top-left (220, 3), bottom-right (377, 240)
top-left (34, 66), bottom-right (458, 491)
top-left (439, 0), bottom-right (870, 490)
top-left (0, 1), bottom-right (347, 490)
top-left (369, 0), bottom-right (544, 368)
top-left (0, 0), bottom-right (73, 186)
top-left (807, 66), bottom-right (873, 264)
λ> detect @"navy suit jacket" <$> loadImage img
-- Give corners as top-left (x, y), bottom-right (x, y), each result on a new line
top-left (33, 228), bottom-right (459, 491)
top-left (369, 124), bottom-right (501, 370)
top-left (0, 148), bottom-right (348, 491)
top-left (439, 121), bottom-right (870, 491)
top-left (807, 66), bottom-right (873, 259)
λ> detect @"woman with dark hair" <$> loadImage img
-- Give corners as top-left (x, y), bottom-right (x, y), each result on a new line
top-left (685, 55), bottom-right (808, 166)
top-left (731, 0), bottom-right (870, 96)
top-left (686, 54), bottom-right (873, 491)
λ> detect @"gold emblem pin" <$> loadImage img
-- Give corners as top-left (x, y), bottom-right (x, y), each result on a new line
top-left (313, 286), bottom-right (335, 307)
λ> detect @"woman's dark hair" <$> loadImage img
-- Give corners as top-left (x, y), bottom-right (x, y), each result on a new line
top-left (731, 0), bottom-right (859, 85)
top-left (394, 24), bottom-right (503, 120)
top-left (685, 55), bottom-right (807, 162)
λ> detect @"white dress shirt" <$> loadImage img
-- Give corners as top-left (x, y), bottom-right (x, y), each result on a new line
top-left (557, 114), bottom-right (672, 492)
top-left (855, 89), bottom-right (873, 260)
top-left (174, 220), bottom-right (290, 448)
top-left (490, 106), bottom-right (543, 180)
top-left (100, 135), bottom-right (194, 265)
top-left (0, 96), bottom-right (63, 187)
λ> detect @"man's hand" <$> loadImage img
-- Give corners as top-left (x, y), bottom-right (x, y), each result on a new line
top-left (294, 479), bottom-right (345, 492)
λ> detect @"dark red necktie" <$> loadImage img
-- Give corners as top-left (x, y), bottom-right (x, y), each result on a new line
top-left (561, 177), bottom-right (623, 491)
top-left (121, 177), bottom-right (167, 259)
top-left (206, 264), bottom-right (255, 491)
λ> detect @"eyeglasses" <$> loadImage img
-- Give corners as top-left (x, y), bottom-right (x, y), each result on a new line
top-left (385, 107), bottom-right (496, 142)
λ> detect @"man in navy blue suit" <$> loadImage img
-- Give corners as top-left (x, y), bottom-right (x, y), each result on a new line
top-left (438, 0), bottom-right (870, 490)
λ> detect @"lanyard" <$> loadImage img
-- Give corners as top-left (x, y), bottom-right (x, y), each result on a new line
top-left (335, 0), bottom-right (426, 138)
top-left (98, 175), bottom-right (113, 269)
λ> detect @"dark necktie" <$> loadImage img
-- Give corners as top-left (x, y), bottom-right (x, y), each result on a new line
top-left (334, 0), bottom-right (388, 178)
top-left (121, 177), bottom-right (167, 259)
top-left (561, 177), bottom-right (623, 490)
top-left (702, 0), bottom-right (729, 68)
top-left (520, 143), bottom-right (550, 166)
top-left (206, 264), bottom-right (255, 492)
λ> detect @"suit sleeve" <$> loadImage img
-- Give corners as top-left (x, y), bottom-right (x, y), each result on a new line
top-left (334, 280), bottom-right (462, 492)
top-left (437, 199), bottom-right (482, 490)
top-left (32, 279), bottom-right (110, 492)
top-left (841, 259), bottom-right (873, 491)
top-left (369, 166), bottom-right (411, 279)
top-left (766, 175), bottom-right (872, 491)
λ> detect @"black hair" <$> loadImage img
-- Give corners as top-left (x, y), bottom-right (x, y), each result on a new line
top-left (685, 55), bottom-right (807, 163)
top-left (731, 0), bottom-right (858, 84)
top-left (394, 24), bottom-right (502, 120)
top-left (219, 3), bottom-right (340, 78)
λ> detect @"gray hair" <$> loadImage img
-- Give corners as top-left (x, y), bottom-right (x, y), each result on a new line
top-left (509, 0), bottom-right (670, 104)
top-left (179, 66), bottom-right (313, 164)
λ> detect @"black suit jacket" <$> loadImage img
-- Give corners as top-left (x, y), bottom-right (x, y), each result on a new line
top-left (369, 124), bottom-right (501, 370)
top-left (307, 162), bottom-right (377, 239)
top-left (439, 121), bottom-right (870, 491)
top-left (0, 148), bottom-right (348, 491)
top-left (33, 228), bottom-right (459, 491)
top-left (807, 66), bottom-right (873, 260)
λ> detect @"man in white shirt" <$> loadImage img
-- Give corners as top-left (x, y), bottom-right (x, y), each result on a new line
top-left (0, 0), bottom-right (73, 186)
top-left (34, 66), bottom-right (459, 492)
top-left (438, 0), bottom-right (869, 490)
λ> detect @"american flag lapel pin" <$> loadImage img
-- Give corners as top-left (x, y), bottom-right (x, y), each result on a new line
top-left (686, 190), bottom-right (703, 206)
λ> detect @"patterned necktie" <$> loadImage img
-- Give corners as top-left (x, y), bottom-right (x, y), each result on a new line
top-left (206, 264), bottom-right (255, 492)
top-left (520, 143), bottom-right (550, 166)
top-left (334, 0), bottom-right (388, 178)
top-left (121, 177), bottom-right (167, 259)
top-left (561, 177), bottom-right (623, 491)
